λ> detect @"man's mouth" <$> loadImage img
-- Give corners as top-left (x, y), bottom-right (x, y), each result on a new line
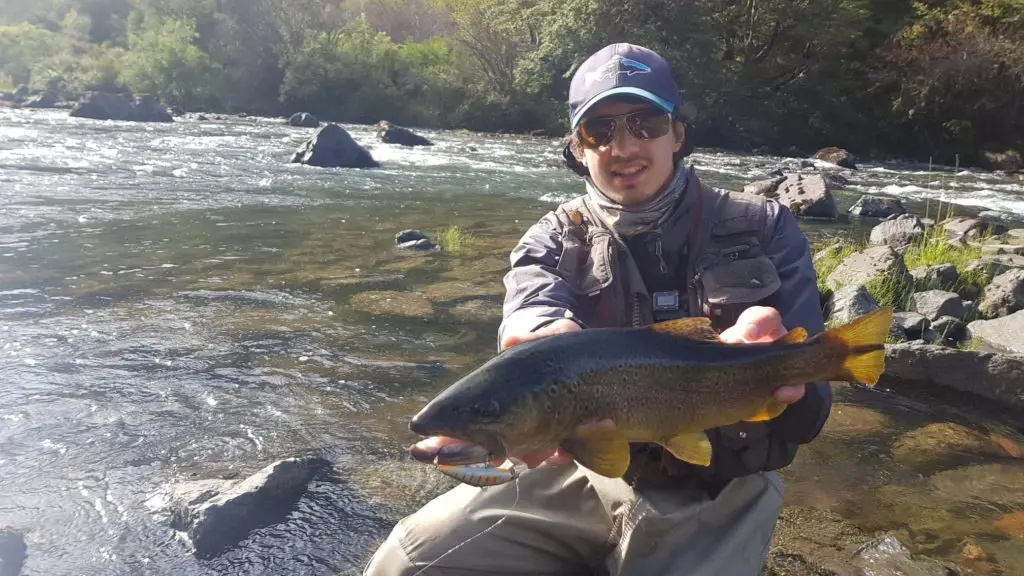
top-left (611, 163), bottom-right (647, 179)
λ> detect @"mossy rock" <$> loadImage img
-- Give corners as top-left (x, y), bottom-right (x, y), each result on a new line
top-left (448, 299), bottom-right (503, 322)
top-left (821, 404), bottom-right (894, 439)
top-left (423, 280), bottom-right (503, 303)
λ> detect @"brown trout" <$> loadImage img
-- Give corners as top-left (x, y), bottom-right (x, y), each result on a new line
top-left (409, 307), bottom-right (893, 481)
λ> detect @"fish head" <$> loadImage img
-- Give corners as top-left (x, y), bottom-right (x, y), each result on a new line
top-left (409, 346), bottom-right (559, 462)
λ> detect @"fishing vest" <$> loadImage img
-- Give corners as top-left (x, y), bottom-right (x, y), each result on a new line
top-left (549, 172), bottom-right (785, 485)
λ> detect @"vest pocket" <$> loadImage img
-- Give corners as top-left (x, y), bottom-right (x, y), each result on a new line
top-left (699, 254), bottom-right (781, 328)
top-left (557, 228), bottom-right (614, 296)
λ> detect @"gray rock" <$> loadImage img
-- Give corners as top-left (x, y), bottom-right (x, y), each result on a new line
top-left (848, 196), bottom-right (907, 218)
top-left (910, 264), bottom-right (958, 292)
top-left (978, 268), bottom-right (1024, 319)
top-left (869, 214), bottom-right (927, 248)
top-left (851, 534), bottom-right (959, 576)
top-left (968, 310), bottom-right (1024, 354)
top-left (12, 84), bottom-right (28, 100)
top-left (289, 124), bottom-right (380, 169)
top-left (826, 245), bottom-right (909, 293)
top-left (70, 92), bottom-right (173, 122)
top-left (978, 146), bottom-right (1022, 172)
top-left (881, 341), bottom-right (1024, 408)
top-left (395, 229), bottom-right (440, 252)
top-left (21, 92), bottom-right (56, 109)
top-left (930, 315), bottom-right (967, 343)
top-left (746, 173), bottom-right (838, 220)
top-left (288, 112), bottom-right (319, 127)
top-left (0, 527), bottom-right (25, 576)
top-left (981, 242), bottom-right (1024, 256)
top-left (941, 216), bottom-right (1007, 242)
top-left (376, 121), bottom-right (433, 147)
top-left (910, 290), bottom-right (964, 321)
top-left (828, 284), bottom-right (878, 326)
top-left (170, 457), bottom-right (330, 559)
top-left (812, 146), bottom-right (857, 169)
top-left (892, 312), bottom-right (930, 341)
top-left (963, 254), bottom-right (1024, 282)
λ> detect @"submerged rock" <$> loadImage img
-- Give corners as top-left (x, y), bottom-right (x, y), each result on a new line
top-left (930, 462), bottom-right (1024, 509)
top-left (395, 229), bottom-right (439, 252)
top-left (0, 527), bottom-right (26, 576)
top-left (289, 123), bottom-right (379, 169)
top-left (168, 456), bottom-right (330, 559)
top-left (851, 535), bottom-right (960, 576)
top-left (891, 423), bottom-right (1011, 474)
top-left (348, 290), bottom-right (435, 319)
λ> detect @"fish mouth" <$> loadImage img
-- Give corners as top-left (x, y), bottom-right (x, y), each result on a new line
top-left (409, 432), bottom-right (507, 466)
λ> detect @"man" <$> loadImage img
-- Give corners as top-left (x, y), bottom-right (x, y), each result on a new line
top-left (365, 43), bottom-right (830, 575)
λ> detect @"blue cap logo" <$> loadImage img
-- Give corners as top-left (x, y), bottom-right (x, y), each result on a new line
top-left (586, 56), bottom-right (652, 86)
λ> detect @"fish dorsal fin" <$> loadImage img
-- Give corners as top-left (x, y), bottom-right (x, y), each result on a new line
top-left (647, 317), bottom-right (720, 343)
top-left (780, 327), bottom-right (808, 344)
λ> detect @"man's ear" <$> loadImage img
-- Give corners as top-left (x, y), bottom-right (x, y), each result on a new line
top-left (673, 121), bottom-right (686, 154)
top-left (569, 138), bottom-right (587, 166)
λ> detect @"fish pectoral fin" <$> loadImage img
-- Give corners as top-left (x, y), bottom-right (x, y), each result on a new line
top-left (743, 398), bottom-right (789, 422)
top-left (660, 432), bottom-right (713, 467)
top-left (647, 317), bottom-right (720, 343)
top-left (560, 429), bottom-right (631, 478)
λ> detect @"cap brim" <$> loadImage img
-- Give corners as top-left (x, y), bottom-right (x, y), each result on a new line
top-left (570, 87), bottom-right (675, 129)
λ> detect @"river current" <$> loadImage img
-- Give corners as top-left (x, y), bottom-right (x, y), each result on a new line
top-left (1, 109), bottom-right (1023, 575)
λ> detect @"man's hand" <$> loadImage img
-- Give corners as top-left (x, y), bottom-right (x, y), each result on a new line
top-left (718, 306), bottom-right (807, 405)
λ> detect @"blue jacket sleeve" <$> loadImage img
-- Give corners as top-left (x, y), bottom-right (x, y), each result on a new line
top-left (762, 202), bottom-right (833, 447)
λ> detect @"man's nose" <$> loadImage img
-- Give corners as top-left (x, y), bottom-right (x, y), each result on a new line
top-left (609, 122), bottom-right (640, 156)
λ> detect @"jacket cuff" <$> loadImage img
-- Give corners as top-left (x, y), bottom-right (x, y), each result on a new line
top-left (768, 381), bottom-right (832, 445)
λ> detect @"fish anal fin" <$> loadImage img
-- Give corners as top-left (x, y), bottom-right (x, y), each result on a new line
top-left (780, 327), bottom-right (808, 344)
top-left (560, 429), bottom-right (631, 478)
top-left (660, 431), bottom-right (713, 467)
top-left (648, 317), bottom-right (720, 343)
top-left (744, 398), bottom-right (789, 422)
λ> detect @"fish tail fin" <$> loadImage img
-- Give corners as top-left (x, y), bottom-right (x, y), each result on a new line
top-left (823, 307), bottom-right (893, 387)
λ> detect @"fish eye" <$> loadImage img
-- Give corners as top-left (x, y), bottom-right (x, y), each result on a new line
top-left (475, 400), bottom-right (500, 419)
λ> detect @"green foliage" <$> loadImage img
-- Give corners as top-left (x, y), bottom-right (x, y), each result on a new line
top-left (435, 225), bottom-right (475, 254)
top-left (0, 0), bottom-right (1019, 158)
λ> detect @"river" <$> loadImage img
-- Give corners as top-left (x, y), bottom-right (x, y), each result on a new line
top-left (1, 108), bottom-right (1022, 575)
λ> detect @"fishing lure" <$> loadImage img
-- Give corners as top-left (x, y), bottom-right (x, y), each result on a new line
top-left (433, 458), bottom-right (526, 488)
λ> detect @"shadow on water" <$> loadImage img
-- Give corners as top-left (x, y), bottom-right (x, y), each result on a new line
top-left (1, 109), bottom-right (1023, 574)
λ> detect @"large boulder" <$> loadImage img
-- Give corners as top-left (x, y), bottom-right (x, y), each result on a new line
top-left (910, 264), bottom-right (958, 292)
top-left (930, 315), bottom-right (968, 344)
top-left (811, 146), bottom-right (857, 169)
top-left (0, 527), bottom-right (25, 576)
top-left (963, 254), bottom-right (1024, 283)
top-left (941, 216), bottom-right (1008, 242)
top-left (826, 245), bottom-right (909, 293)
top-left (968, 309), bottom-right (1024, 354)
top-left (827, 284), bottom-right (878, 326)
top-left (290, 123), bottom-right (380, 169)
top-left (744, 173), bottom-right (838, 220)
top-left (167, 457), bottom-right (330, 559)
top-left (881, 341), bottom-right (1024, 408)
top-left (892, 311), bottom-right (930, 341)
top-left (288, 112), bottom-right (319, 128)
top-left (375, 121), bottom-right (433, 147)
top-left (847, 195), bottom-right (906, 218)
top-left (869, 214), bottom-right (927, 248)
top-left (978, 146), bottom-right (1022, 172)
top-left (978, 269), bottom-right (1024, 319)
top-left (21, 92), bottom-right (56, 109)
top-left (910, 290), bottom-right (965, 321)
top-left (395, 229), bottom-right (440, 251)
top-left (70, 92), bottom-right (172, 122)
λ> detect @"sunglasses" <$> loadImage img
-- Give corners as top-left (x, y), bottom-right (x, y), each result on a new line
top-left (576, 109), bottom-right (673, 149)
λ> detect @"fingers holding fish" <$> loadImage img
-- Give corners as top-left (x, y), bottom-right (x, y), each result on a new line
top-left (719, 306), bottom-right (788, 344)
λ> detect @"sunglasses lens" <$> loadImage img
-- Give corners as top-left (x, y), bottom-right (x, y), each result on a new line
top-left (578, 118), bottom-right (615, 148)
top-left (627, 111), bottom-right (671, 140)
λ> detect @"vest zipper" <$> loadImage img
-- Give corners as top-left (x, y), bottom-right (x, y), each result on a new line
top-left (631, 293), bottom-right (641, 327)
top-left (655, 237), bottom-right (668, 275)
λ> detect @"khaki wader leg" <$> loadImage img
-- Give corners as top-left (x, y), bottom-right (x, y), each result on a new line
top-left (363, 464), bottom-right (783, 576)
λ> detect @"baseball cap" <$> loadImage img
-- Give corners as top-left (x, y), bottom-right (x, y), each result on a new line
top-left (567, 43), bottom-right (681, 130)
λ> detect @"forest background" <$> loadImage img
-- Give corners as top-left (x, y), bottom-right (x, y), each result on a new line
top-left (2, 0), bottom-right (1022, 166)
